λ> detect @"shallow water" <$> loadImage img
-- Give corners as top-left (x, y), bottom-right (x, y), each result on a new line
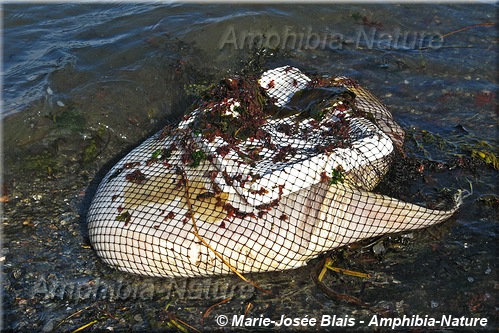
top-left (2, 3), bottom-right (498, 332)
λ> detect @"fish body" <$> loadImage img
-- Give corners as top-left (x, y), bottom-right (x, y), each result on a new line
top-left (88, 67), bottom-right (459, 277)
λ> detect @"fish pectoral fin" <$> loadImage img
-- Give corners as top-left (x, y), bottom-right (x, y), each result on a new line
top-left (324, 184), bottom-right (459, 238)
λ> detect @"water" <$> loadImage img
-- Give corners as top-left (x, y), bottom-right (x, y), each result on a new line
top-left (2, 3), bottom-right (497, 332)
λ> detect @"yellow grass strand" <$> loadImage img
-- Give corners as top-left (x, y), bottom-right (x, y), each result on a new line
top-left (182, 170), bottom-right (270, 294)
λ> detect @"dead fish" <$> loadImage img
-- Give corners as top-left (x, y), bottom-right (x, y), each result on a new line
top-left (87, 66), bottom-right (460, 277)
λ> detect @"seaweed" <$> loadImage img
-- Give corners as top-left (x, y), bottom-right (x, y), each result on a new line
top-left (409, 127), bottom-right (499, 171)
top-left (23, 151), bottom-right (58, 175)
top-left (330, 166), bottom-right (345, 185)
top-left (190, 76), bottom-right (269, 144)
top-left (189, 149), bottom-right (207, 168)
top-left (115, 211), bottom-right (131, 225)
top-left (470, 148), bottom-right (499, 170)
top-left (125, 170), bottom-right (147, 184)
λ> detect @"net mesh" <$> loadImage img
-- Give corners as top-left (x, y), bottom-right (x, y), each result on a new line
top-left (87, 66), bottom-right (460, 277)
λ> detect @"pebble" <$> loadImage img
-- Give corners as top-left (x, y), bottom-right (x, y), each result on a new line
top-left (372, 241), bottom-right (386, 255)
top-left (41, 319), bottom-right (54, 332)
top-left (12, 268), bottom-right (22, 279)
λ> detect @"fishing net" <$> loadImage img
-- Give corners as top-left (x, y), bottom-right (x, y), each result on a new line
top-left (87, 66), bottom-right (461, 278)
